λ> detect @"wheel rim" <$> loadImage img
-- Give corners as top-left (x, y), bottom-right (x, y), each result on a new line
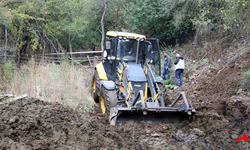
top-left (93, 78), bottom-right (96, 93)
top-left (100, 95), bottom-right (106, 114)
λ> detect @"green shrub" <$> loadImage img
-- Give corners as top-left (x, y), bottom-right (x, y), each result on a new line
top-left (61, 56), bottom-right (70, 63)
top-left (76, 101), bottom-right (95, 113)
top-left (2, 61), bottom-right (15, 83)
top-left (203, 58), bottom-right (208, 62)
top-left (242, 69), bottom-right (250, 84)
top-left (165, 84), bottom-right (175, 90)
top-left (162, 79), bottom-right (171, 85)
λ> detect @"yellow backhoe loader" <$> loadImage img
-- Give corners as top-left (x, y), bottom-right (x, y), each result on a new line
top-left (92, 31), bottom-right (195, 125)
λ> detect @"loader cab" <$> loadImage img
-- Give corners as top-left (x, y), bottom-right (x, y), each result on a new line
top-left (117, 39), bottom-right (137, 62)
top-left (102, 31), bottom-right (161, 81)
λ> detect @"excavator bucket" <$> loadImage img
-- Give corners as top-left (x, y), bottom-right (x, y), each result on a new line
top-left (109, 92), bottom-right (196, 125)
top-left (110, 109), bottom-right (189, 125)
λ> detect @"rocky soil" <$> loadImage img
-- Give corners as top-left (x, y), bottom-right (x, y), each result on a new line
top-left (168, 50), bottom-right (250, 149)
top-left (0, 50), bottom-right (250, 150)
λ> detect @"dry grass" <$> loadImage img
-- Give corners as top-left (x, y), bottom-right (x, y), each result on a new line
top-left (0, 59), bottom-right (94, 113)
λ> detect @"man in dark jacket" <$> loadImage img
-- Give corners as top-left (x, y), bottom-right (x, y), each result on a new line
top-left (174, 53), bottom-right (185, 86)
top-left (162, 52), bottom-right (171, 80)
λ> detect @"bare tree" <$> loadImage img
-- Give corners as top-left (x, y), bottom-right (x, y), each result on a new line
top-left (5, 18), bottom-right (8, 51)
top-left (101, 0), bottom-right (107, 51)
top-left (69, 34), bottom-right (76, 58)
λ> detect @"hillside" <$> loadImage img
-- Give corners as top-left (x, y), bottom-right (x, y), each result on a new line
top-left (0, 49), bottom-right (250, 149)
top-left (1, 0), bottom-right (250, 149)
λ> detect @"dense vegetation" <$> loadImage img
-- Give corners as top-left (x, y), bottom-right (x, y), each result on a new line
top-left (0, 0), bottom-right (249, 56)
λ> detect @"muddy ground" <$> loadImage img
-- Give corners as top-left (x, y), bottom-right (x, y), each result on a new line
top-left (0, 51), bottom-right (250, 150)
top-left (168, 50), bottom-right (250, 149)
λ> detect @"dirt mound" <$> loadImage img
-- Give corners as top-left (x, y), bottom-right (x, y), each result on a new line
top-left (169, 50), bottom-right (250, 113)
top-left (1, 51), bottom-right (250, 150)
top-left (0, 98), bottom-right (190, 149)
top-left (0, 99), bottom-right (146, 150)
top-left (167, 50), bottom-right (250, 149)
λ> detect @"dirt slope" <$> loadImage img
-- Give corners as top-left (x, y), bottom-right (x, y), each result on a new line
top-left (168, 50), bottom-right (250, 149)
top-left (0, 50), bottom-right (250, 150)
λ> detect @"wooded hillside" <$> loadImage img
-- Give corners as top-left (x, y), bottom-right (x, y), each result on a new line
top-left (0, 0), bottom-right (249, 61)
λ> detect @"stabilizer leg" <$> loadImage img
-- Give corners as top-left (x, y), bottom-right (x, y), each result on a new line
top-left (109, 107), bottom-right (118, 125)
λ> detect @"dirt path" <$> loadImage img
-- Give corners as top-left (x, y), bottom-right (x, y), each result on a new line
top-left (0, 51), bottom-right (250, 150)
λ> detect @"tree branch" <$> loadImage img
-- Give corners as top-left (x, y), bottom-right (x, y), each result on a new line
top-left (70, 34), bottom-right (76, 42)
top-left (100, 0), bottom-right (108, 51)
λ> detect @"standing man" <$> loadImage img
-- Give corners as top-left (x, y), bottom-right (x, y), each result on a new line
top-left (162, 52), bottom-right (171, 80)
top-left (174, 53), bottom-right (185, 87)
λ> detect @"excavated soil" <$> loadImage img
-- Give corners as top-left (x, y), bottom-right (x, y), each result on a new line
top-left (0, 99), bottom-right (178, 150)
top-left (168, 50), bottom-right (250, 149)
top-left (0, 50), bottom-right (250, 149)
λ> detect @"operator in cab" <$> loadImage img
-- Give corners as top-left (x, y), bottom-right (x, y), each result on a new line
top-left (120, 39), bottom-right (137, 62)
top-left (128, 41), bottom-right (136, 56)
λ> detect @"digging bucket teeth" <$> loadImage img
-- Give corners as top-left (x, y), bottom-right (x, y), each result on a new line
top-left (110, 109), bottom-right (191, 125)
top-left (109, 92), bottom-right (196, 125)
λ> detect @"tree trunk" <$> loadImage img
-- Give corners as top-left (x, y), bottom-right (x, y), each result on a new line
top-left (5, 18), bottom-right (8, 52)
top-left (69, 35), bottom-right (73, 58)
top-left (69, 34), bottom-right (76, 65)
top-left (92, 46), bottom-right (96, 56)
top-left (17, 48), bottom-right (21, 67)
top-left (69, 34), bottom-right (76, 59)
top-left (43, 37), bottom-right (46, 64)
top-left (101, 0), bottom-right (108, 52)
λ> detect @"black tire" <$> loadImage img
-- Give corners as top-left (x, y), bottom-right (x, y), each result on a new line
top-left (158, 83), bottom-right (171, 106)
top-left (99, 87), bottom-right (118, 114)
top-left (92, 70), bottom-right (100, 103)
